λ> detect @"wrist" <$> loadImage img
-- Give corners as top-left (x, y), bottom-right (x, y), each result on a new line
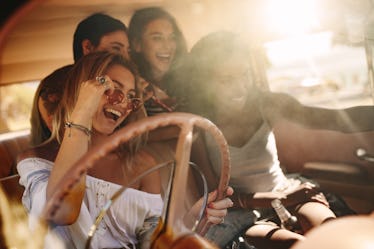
top-left (70, 110), bottom-right (92, 128)
top-left (65, 122), bottom-right (92, 137)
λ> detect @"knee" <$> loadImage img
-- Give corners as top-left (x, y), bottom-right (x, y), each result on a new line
top-left (297, 202), bottom-right (336, 231)
top-left (245, 224), bottom-right (305, 249)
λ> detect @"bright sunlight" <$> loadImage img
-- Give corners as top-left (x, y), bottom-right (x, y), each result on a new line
top-left (264, 0), bottom-right (320, 36)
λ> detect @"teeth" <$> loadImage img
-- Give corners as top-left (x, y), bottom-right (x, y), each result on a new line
top-left (157, 53), bottom-right (170, 58)
top-left (232, 96), bottom-right (245, 102)
top-left (105, 108), bottom-right (121, 118)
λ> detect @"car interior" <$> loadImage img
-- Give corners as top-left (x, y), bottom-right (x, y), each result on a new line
top-left (1, 0), bottom-right (374, 248)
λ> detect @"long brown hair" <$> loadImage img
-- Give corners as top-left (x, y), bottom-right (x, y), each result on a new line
top-left (128, 7), bottom-right (188, 83)
top-left (167, 31), bottom-right (255, 122)
top-left (51, 51), bottom-right (146, 153)
top-left (30, 65), bottom-right (72, 146)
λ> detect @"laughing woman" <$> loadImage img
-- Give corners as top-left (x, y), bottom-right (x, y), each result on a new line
top-left (167, 31), bottom-right (374, 249)
top-left (17, 51), bottom-right (231, 249)
top-left (128, 7), bottom-right (188, 115)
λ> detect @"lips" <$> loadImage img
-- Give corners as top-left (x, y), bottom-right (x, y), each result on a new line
top-left (232, 95), bottom-right (246, 103)
top-left (156, 52), bottom-right (172, 63)
top-left (104, 108), bottom-right (123, 121)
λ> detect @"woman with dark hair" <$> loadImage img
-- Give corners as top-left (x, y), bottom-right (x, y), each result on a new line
top-left (73, 13), bottom-right (130, 61)
top-left (167, 31), bottom-right (374, 249)
top-left (128, 7), bottom-right (188, 115)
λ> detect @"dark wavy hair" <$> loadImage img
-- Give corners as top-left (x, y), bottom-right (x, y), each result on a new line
top-left (166, 31), bottom-right (253, 122)
top-left (128, 7), bottom-right (188, 83)
top-left (73, 13), bottom-right (127, 62)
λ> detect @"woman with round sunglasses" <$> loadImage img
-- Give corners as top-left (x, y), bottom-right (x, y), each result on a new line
top-left (17, 51), bottom-right (232, 249)
top-left (30, 13), bottom-right (130, 147)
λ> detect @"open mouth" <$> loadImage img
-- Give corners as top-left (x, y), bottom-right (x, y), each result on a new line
top-left (156, 53), bottom-right (171, 63)
top-left (232, 96), bottom-right (246, 103)
top-left (104, 108), bottom-right (122, 121)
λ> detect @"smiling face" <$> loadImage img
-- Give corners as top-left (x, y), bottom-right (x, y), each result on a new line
top-left (209, 53), bottom-right (253, 113)
top-left (92, 64), bottom-right (136, 135)
top-left (135, 18), bottom-right (177, 81)
top-left (86, 30), bottom-right (130, 60)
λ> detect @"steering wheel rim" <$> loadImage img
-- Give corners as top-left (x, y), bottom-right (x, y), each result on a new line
top-left (41, 112), bottom-right (230, 238)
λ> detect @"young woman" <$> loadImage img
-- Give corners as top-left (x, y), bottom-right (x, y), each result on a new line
top-left (167, 31), bottom-right (374, 249)
top-left (18, 52), bottom-right (232, 249)
top-left (30, 13), bottom-right (131, 146)
top-left (128, 7), bottom-right (188, 115)
top-left (73, 13), bottom-right (130, 62)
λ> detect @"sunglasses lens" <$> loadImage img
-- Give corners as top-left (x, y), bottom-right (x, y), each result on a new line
top-left (105, 89), bottom-right (125, 105)
top-left (105, 88), bottom-right (142, 111)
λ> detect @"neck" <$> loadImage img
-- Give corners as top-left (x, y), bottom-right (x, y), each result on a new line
top-left (151, 70), bottom-right (165, 85)
top-left (90, 130), bottom-right (110, 146)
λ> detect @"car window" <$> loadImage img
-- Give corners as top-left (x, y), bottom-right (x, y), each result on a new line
top-left (266, 33), bottom-right (371, 108)
top-left (0, 81), bottom-right (38, 133)
top-left (0, 0), bottom-right (373, 134)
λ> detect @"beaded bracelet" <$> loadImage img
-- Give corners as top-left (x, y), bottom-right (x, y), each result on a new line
top-left (65, 121), bottom-right (92, 137)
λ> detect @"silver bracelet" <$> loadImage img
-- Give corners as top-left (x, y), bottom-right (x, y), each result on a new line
top-left (65, 121), bottom-right (92, 137)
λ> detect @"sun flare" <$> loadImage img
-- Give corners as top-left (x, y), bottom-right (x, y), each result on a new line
top-left (264, 0), bottom-right (320, 36)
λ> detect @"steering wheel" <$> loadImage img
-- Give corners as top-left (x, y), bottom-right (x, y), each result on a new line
top-left (41, 112), bottom-right (230, 247)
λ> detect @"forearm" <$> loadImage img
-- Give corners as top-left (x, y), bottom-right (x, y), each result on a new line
top-left (263, 92), bottom-right (374, 133)
top-left (47, 113), bottom-right (90, 224)
top-left (232, 191), bottom-right (283, 209)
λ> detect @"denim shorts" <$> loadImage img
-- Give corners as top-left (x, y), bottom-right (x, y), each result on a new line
top-left (205, 208), bottom-right (258, 248)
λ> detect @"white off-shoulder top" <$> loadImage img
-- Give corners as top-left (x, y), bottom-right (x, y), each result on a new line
top-left (17, 158), bottom-right (163, 249)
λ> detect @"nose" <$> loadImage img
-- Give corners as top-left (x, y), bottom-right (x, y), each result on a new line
top-left (162, 37), bottom-right (175, 50)
top-left (235, 78), bottom-right (249, 93)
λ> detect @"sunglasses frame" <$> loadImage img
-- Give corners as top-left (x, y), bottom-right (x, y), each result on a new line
top-left (105, 88), bottom-right (143, 111)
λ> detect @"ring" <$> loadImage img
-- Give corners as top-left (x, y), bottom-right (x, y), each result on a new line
top-left (96, 76), bottom-right (106, 84)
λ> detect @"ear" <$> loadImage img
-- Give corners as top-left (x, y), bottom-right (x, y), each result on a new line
top-left (81, 39), bottom-right (94, 55)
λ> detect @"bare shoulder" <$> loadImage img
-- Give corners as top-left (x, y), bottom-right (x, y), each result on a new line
top-left (17, 147), bottom-right (38, 163)
top-left (133, 149), bottom-right (158, 171)
top-left (17, 140), bottom-right (59, 163)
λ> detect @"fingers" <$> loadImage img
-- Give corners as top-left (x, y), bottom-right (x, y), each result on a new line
top-left (226, 186), bottom-right (234, 196)
top-left (207, 190), bottom-right (218, 204)
top-left (207, 186), bottom-right (234, 203)
top-left (310, 192), bottom-right (330, 207)
top-left (206, 205), bottom-right (227, 224)
top-left (205, 197), bottom-right (233, 224)
top-left (207, 214), bottom-right (225, 224)
top-left (95, 75), bottom-right (112, 92)
top-left (300, 182), bottom-right (317, 190)
top-left (208, 197), bottom-right (234, 210)
top-left (77, 75), bottom-right (112, 106)
top-left (204, 187), bottom-right (234, 225)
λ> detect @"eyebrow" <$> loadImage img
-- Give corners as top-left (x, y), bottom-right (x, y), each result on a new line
top-left (148, 31), bottom-right (175, 36)
top-left (112, 79), bottom-right (124, 88)
top-left (112, 79), bottom-right (135, 91)
top-left (110, 41), bottom-right (125, 47)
